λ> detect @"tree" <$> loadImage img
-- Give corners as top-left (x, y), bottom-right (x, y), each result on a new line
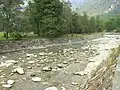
top-left (29, 0), bottom-right (64, 38)
top-left (72, 12), bottom-right (82, 34)
top-left (89, 16), bottom-right (96, 33)
top-left (0, 0), bottom-right (24, 39)
top-left (81, 12), bottom-right (89, 33)
top-left (104, 18), bottom-right (117, 32)
top-left (61, 0), bottom-right (73, 34)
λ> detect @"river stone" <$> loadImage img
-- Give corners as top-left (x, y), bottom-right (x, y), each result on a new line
top-left (45, 87), bottom-right (58, 90)
top-left (42, 67), bottom-right (52, 71)
top-left (2, 84), bottom-right (12, 88)
top-left (57, 64), bottom-right (64, 68)
top-left (32, 77), bottom-right (41, 82)
top-left (7, 80), bottom-right (15, 85)
top-left (0, 70), bottom-right (3, 73)
top-left (27, 67), bottom-right (32, 69)
top-left (26, 54), bottom-right (34, 57)
top-left (73, 71), bottom-right (85, 76)
top-left (61, 87), bottom-right (66, 90)
top-left (39, 52), bottom-right (45, 56)
top-left (34, 55), bottom-right (37, 58)
top-left (28, 61), bottom-right (34, 64)
top-left (71, 82), bottom-right (78, 85)
top-left (63, 61), bottom-right (68, 64)
top-left (14, 67), bottom-right (25, 75)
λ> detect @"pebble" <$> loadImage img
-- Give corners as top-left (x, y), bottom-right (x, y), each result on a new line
top-left (1, 81), bottom-right (5, 84)
top-left (45, 87), bottom-right (58, 90)
top-left (30, 73), bottom-right (36, 77)
top-left (39, 52), bottom-right (45, 56)
top-left (61, 87), bottom-right (66, 90)
top-left (26, 54), bottom-right (34, 57)
top-left (34, 55), bottom-right (37, 58)
top-left (71, 82), bottom-right (78, 85)
top-left (63, 61), bottom-right (68, 64)
top-left (0, 70), bottom-right (3, 73)
top-left (7, 80), bottom-right (15, 85)
top-left (57, 64), bottom-right (64, 68)
top-left (14, 67), bottom-right (25, 75)
top-left (42, 82), bottom-right (49, 85)
top-left (42, 67), bottom-right (52, 71)
top-left (2, 84), bottom-right (12, 88)
top-left (73, 71), bottom-right (85, 76)
top-left (28, 61), bottom-right (34, 64)
top-left (32, 77), bottom-right (41, 82)
top-left (27, 67), bottom-right (32, 69)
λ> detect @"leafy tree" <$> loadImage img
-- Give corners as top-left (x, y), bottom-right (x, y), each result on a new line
top-left (29, 0), bottom-right (64, 38)
top-left (89, 16), bottom-right (96, 33)
top-left (61, 0), bottom-right (73, 34)
top-left (0, 0), bottom-right (24, 39)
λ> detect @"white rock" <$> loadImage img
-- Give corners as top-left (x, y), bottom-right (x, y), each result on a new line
top-left (28, 61), bottom-right (34, 64)
top-left (14, 67), bottom-right (25, 75)
top-left (61, 87), bottom-right (66, 90)
top-left (74, 71), bottom-right (85, 76)
top-left (45, 87), bottom-right (58, 90)
top-left (0, 70), bottom-right (3, 73)
top-left (1, 81), bottom-right (5, 84)
top-left (32, 77), bottom-right (41, 82)
top-left (39, 52), bottom-right (45, 56)
top-left (63, 61), bottom-right (68, 64)
top-left (27, 58), bottom-right (31, 60)
top-left (34, 55), bottom-right (37, 58)
top-left (42, 67), bottom-right (52, 71)
top-left (2, 84), bottom-right (12, 88)
top-left (26, 54), bottom-right (34, 57)
top-left (71, 82), bottom-right (78, 85)
top-left (57, 64), bottom-right (63, 68)
top-left (7, 80), bottom-right (15, 85)
top-left (2, 56), bottom-right (7, 59)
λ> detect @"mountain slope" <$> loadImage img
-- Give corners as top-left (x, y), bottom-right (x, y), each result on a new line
top-left (71, 0), bottom-right (120, 17)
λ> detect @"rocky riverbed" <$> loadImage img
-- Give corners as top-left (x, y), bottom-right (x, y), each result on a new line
top-left (0, 33), bottom-right (120, 90)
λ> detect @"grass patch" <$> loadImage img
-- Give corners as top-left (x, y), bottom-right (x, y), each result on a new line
top-left (0, 32), bottom-right (39, 41)
top-left (0, 32), bottom-right (4, 40)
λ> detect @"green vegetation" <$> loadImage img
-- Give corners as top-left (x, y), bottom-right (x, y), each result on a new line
top-left (104, 15), bottom-right (120, 32)
top-left (0, 0), bottom-right (119, 40)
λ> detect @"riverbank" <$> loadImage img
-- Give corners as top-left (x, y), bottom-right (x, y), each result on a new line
top-left (0, 33), bottom-right (119, 90)
top-left (0, 33), bottom-right (103, 54)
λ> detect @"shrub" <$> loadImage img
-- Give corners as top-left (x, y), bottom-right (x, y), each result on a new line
top-left (10, 32), bottom-right (27, 40)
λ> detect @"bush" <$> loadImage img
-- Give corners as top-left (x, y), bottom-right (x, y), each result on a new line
top-left (114, 28), bottom-right (120, 32)
top-left (10, 32), bottom-right (27, 40)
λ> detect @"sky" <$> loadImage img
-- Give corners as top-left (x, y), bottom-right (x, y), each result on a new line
top-left (69, 0), bottom-right (84, 4)
top-left (22, 0), bottom-right (85, 8)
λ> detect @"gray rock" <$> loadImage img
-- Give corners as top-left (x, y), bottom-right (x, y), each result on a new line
top-left (28, 61), bottom-right (34, 64)
top-left (14, 67), bottom-right (25, 75)
top-left (73, 71), bottom-right (85, 76)
top-left (63, 61), bottom-right (68, 64)
top-left (32, 77), bottom-right (41, 82)
top-left (45, 87), bottom-right (58, 90)
top-left (57, 64), bottom-right (64, 68)
top-left (61, 87), bottom-right (66, 90)
top-left (2, 84), bottom-right (12, 88)
top-left (71, 82), bottom-right (78, 85)
top-left (27, 67), bottom-right (32, 69)
top-left (30, 73), bottom-right (36, 77)
top-left (42, 67), bottom-right (52, 71)
top-left (7, 80), bottom-right (15, 85)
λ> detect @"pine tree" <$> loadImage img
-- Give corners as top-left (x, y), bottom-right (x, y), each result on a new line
top-left (89, 16), bottom-right (96, 33)
top-left (33, 0), bottom-right (64, 38)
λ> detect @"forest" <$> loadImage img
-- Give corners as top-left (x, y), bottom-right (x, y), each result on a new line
top-left (0, 0), bottom-right (120, 40)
